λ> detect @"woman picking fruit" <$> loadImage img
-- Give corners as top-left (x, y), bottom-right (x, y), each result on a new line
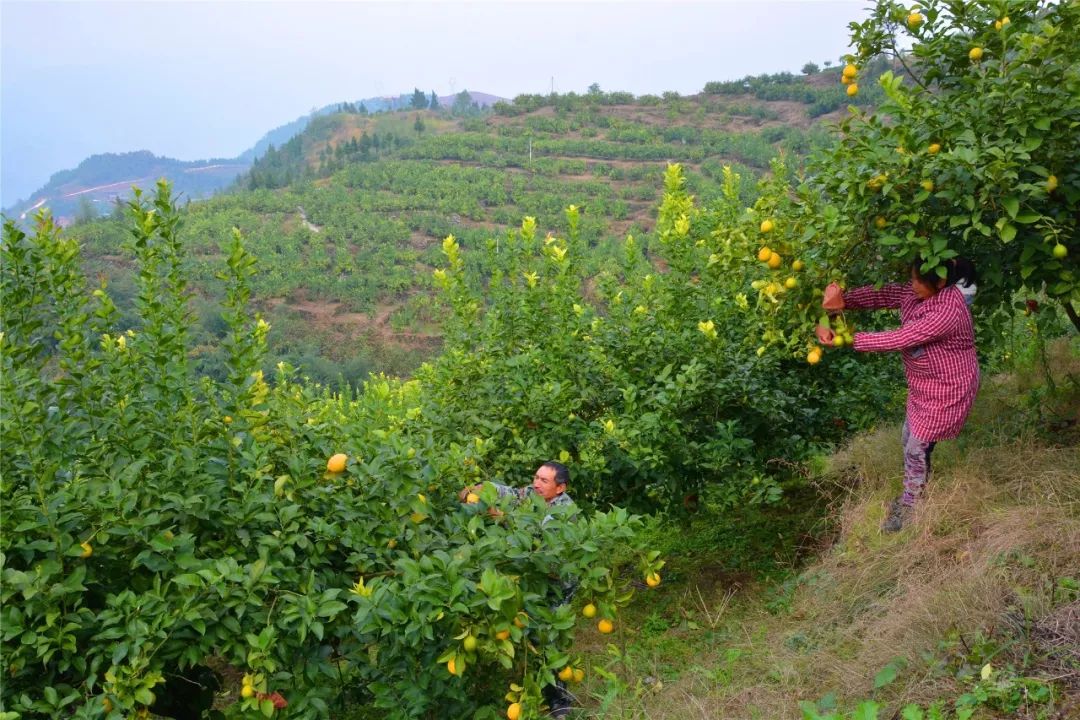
top-left (820, 258), bottom-right (979, 532)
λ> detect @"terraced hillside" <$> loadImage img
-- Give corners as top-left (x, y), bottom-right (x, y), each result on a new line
top-left (68, 67), bottom-right (884, 383)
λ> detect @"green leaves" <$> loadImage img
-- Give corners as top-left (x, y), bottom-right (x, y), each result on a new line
top-left (872, 655), bottom-right (907, 689)
top-left (1001, 196), bottom-right (1019, 219)
top-left (998, 220), bottom-right (1017, 243)
top-left (478, 568), bottom-right (517, 610)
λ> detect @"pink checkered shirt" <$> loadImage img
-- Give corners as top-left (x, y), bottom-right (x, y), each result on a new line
top-left (845, 283), bottom-right (979, 442)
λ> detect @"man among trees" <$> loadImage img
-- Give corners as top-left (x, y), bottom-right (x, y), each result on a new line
top-left (459, 461), bottom-right (574, 523)
top-left (458, 462), bottom-right (577, 717)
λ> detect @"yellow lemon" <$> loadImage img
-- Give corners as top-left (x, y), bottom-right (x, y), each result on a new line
top-left (969, 46), bottom-right (983, 61)
top-left (928, 143), bottom-right (941, 154)
top-left (760, 219), bottom-right (774, 234)
top-left (807, 349), bottom-right (822, 365)
top-left (767, 252), bottom-right (782, 270)
top-left (463, 635), bottom-right (477, 652)
top-left (646, 572), bottom-right (661, 587)
top-left (327, 453), bottom-right (347, 473)
top-left (447, 658), bottom-right (460, 676)
top-left (573, 668), bottom-right (585, 683)
top-left (1053, 244), bottom-right (1067, 259)
top-left (465, 492), bottom-right (480, 504)
top-left (847, 83), bottom-right (859, 97)
top-left (1047, 175), bottom-right (1058, 192)
top-left (507, 702), bottom-right (521, 720)
top-left (598, 619), bottom-right (614, 634)
top-left (908, 11), bottom-right (924, 28)
top-left (241, 685), bottom-right (255, 699)
top-left (757, 246), bottom-right (772, 262)
top-left (784, 277), bottom-right (798, 290)
top-left (559, 665), bottom-right (574, 682)
top-left (842, 63), bottom-right (858, 78)
top-left (582, 603), bottom-right (597, 618)
top-left (80, 542), bottom-right (93, 558)
top-left (792, 259), bottom-right (805, 271)
top-left (921, 179), bottom-right (935, 192)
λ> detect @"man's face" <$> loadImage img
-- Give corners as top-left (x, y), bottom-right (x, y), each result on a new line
top-left (532, 465), bottom-right (564, 502)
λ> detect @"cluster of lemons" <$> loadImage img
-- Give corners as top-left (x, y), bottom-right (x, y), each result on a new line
top-left (840, 62), bottom-right (859, 97)
top-left (240, 673), bottom-right (258, 700)
top-left (557, 664), bottom-right (586, 684)
top-left (752, 219), bottom-right (804, 302)
top-left (507, 573), bottom-right (663, 718)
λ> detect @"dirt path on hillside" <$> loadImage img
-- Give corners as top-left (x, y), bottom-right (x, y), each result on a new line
top-left (63, 179), bottom-right (141, 198)
top-left (265, 294), bottom-right (441, 351)
top-left (296, 207), bottom-right (322, 233)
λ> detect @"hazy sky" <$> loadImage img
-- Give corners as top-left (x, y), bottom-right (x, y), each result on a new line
top-left (1, 0), bottom-right (870, 207)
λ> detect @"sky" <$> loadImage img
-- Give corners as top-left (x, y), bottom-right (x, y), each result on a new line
top-left (1, 0), bottom-right (870, 208)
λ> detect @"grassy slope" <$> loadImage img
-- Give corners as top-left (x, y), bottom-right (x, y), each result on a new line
top-left (568, 339), bottom-right (1080, 719)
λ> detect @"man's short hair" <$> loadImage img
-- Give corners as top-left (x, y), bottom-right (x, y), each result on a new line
top-left (542, 461), bottom-right (570, 486)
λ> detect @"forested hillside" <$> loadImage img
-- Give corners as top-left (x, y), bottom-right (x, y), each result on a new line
top-left (2, 91), bottom-right (501, 227)
top-left (6, 151), bottom-right (250, 226)
top-left (65, 63), bottom-right (885, 384)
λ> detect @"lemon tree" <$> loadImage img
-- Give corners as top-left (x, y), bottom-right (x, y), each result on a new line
top-left (419, 166), bottom-right (902, 514)
top-left (805, 0), bottom-right (1078, 329)
top-left (0, 184), bottom-right (648, 719)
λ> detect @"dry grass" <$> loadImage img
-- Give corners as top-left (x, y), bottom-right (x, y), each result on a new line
top-left (573, 340), bottom-right (1080, 719)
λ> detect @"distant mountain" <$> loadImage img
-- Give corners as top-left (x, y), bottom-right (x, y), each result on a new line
top-left (5, 90), bottom-right (506, 225)
top-left (5, 151), bottom-right (251, 225)
top-left (238, 90), bottom-right (502, 161)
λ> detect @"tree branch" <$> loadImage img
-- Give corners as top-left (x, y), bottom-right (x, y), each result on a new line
top-left (1062, 300), bottom-right (1080, 334)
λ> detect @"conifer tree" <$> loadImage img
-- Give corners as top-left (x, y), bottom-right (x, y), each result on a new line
top-left (411, 87), bottom-right (427, 109)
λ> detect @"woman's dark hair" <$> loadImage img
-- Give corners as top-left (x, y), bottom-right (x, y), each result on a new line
top-left (911, 256), bottom-right (977, 289)
top-left (542, 461), bottom-right (570, 486)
